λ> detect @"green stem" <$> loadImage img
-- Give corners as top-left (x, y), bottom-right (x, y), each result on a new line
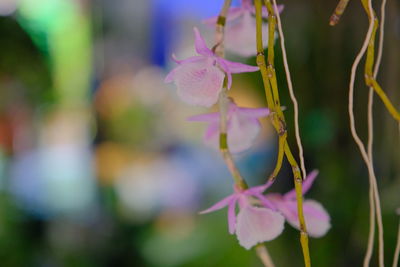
top-left (367, 77), bottom-right (400, 122)
top-left (284, 143), bottom-right (311, 267)
top-left (269, 128), bottom-right (286, 180)
top-left (329, 0), bottom-right (350, 26)
top-left (255, 0), bottom-right (311, 265)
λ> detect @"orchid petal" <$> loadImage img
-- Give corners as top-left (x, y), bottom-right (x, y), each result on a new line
top-left (273, 4), bottom-right (285, 16)
top-left (236, 206), bottom-right (285, 249)
top-left (228, 200), bottom-right (237, 234)
top-left (218, 58), bottom-right (259, 74)
top-left (301, 170), bottom-right (319, 195)
top-left (173, 59), bottom-right (225, 107)
top-left (261, 6), bottom-right (270, 18)
top-left (202, 16), bottom-right (218, 25)
top-left (238, 107), bottom-right (271, 118)
top-left (253, 193), bottom-right (277, 210)
top-left (171, 54), bottom-right (204, 64)
top-left (245, 180), bottom-right (274, 195)
top-left (227, 7), bottom-right (246, 21)
top-left (303, 201), bottom-right (331, 238)
top-left (199, 194), bottom-right (237, 214)
top-left (198, 103), bottom-right (265, 152)
top-left (164, 69), bottom-right (176, 83)
top-left (171, 54), bottom-right (181, 64)
top-left (190, 118), bottom-right (220, 145)
top-left (226, 72), bottom-right (233, 89)
top-left (165, 55), bottom-right (205, 83)
top-left (204, 122), bottom-right (220, 140)
top-left (274, 198), bottom-right (330, 238)
top-left (224, 11), bottom-right (269, 57)
top-left (202, 125), bottom-right (219, 151)
top-left (269, 198), bottom-right (297, 223)
top-left (187, 112), bottom-right (220, 122)
top-left (193, 27), bottom-right (213, 57)
top-left (216, 58), bottom-right (232, 89)
top-left (303, 199), bottom-right (331, 221)
top-left (225, 111), bottom-right (261, 153)
top-left (284, 170), bottom-right (319, 200)
top-left (241, 0), bottom-right (253, 9)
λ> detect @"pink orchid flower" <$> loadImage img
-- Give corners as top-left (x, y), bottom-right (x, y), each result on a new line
top-left (164, 27), bottom-right (259, 107)
top-left (266, 170), bottom-right (331, 238)
top-left (188, 102), bottom-right (271, 153)
top-left (204, 0), bottom-right (284, 57)
top-left (200, 180), bottom-right (285, 249)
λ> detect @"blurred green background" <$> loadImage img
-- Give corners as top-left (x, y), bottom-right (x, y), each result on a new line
top-left (0, 0), bottom-right (399, 266)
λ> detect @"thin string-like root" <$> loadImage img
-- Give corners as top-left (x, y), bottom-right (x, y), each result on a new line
top-left (364, 85), bottom-right (376, 267)
top-left (256, 244), bottom-right (276, 267)
top-left (364, 0), bottom-right (387, 264)
top-left (271, 0), bottom-right (307, 180)
top-left (348, 0), bottom-right (385, 265)
top-left (365, 0), bottom-right (386, 264)
top-left (363, 175), bottom-right (376, 267)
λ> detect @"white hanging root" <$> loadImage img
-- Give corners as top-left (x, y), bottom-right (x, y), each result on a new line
top-left (348, 0), bottom-right (385, 265)
top-left (364, 0), bottom-right (387, 265)
top-left (271, 0), bottom-right (307, 180)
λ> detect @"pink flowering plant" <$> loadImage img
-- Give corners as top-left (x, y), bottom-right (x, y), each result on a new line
top-left (200, 180), bottom-right (284, 249)
top-left (165, 28), bottom-right (259, 107)
top-left (164, 0), bottom-right (332, 265)
top-left (204, 0), bottom-right (284, 57)
top-left (199, 170), bottom-right (330, 250)
top-left (266, 170), bottom-right (331, 238)
top-left (200, 182), bottom-right (285, 249)
top-left (188, 101), bottom-right (271, 153)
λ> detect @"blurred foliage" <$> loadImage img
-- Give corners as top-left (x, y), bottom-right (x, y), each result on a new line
top-left (0, 17), bottom-right (52, 110)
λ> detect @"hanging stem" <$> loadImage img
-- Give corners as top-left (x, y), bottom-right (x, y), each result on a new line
top-left (365, 78), bottom-right (400, 121)
top-left (329, 0), bottom-right (351, 26)
top-left (270, 129), bottom-right (287, 180)
top-left (268, 0), bottom-right (308, 181)
top-left (214, 1), bottom-right (275, 266)
top-left (254, 0), bottom-right (311, 265)
top-left (219, 89), bottom-right (248, 189)
top-left (214, 0), bottom-right (248, 190)
top-left (360, 0), bottom-right (400, 123)
top-left (284, 142), bottom-right (311, 266)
